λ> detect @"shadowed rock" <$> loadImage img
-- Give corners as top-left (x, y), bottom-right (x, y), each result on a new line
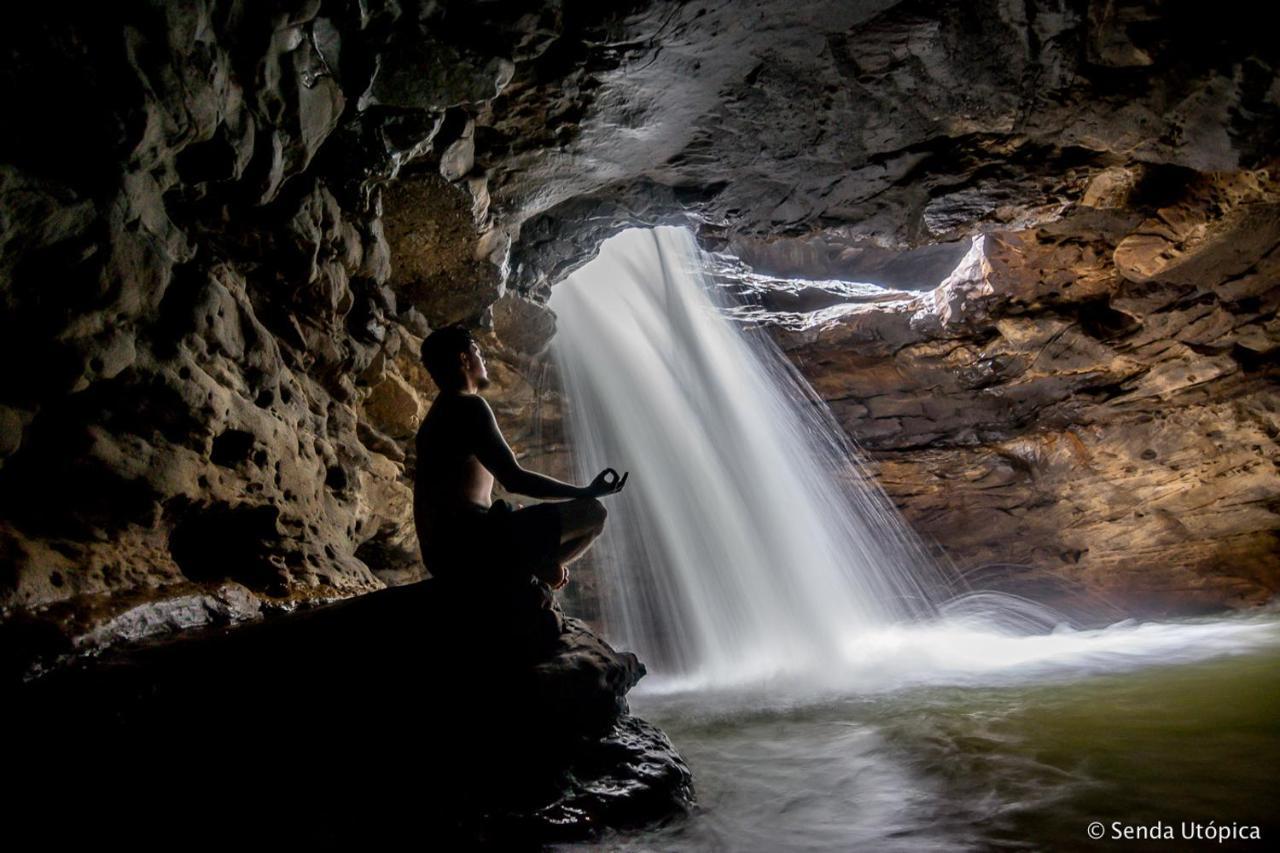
top-left (9, 578), bottom-right (693, 846)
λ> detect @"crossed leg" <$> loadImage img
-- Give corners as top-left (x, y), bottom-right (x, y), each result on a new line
top-left (557, 497), bottom-right (608, 562)
top-left (537, 497), bottom-right (607, 589)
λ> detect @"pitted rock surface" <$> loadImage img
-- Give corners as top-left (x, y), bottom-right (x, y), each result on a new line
top-left (0, 2), bottom-right (568, 652)
top-left (1, 0), bottom-right (1277, 659)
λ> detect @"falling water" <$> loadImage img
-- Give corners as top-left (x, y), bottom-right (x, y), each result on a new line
top-left (549, 226), bottom-right (1280, 851)
top-left (550, 227), bottom-right (1280, 691)
top-left (551, 227), bottom-right (951, 683)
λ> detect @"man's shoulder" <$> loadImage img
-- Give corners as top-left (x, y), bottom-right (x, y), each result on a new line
top-left (417, 394), bottom-right (490, 455)
top-left (424, 391), bottom-right (491, 424)
top-left (451, 392), bottom-right (492, 416)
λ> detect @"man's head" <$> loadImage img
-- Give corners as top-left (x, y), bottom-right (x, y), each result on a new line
top-left (420, 324), bottom-right (489, 392)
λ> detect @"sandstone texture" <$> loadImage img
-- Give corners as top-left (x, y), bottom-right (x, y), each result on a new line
top-left (483, 0), bottom-right (1280, 616)
top-left (766, 169), bottom-right (1280, 615)
top-left (1, 0), bottom-right (1277, 660)
top-left (0, 2), bottom-right (576, 657)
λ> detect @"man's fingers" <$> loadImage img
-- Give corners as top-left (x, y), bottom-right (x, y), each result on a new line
top-left (592, 467), bottom-right (627, 495)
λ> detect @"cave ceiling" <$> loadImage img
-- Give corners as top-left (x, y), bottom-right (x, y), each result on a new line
top-left (441, 0), bottom-right (1280, 292)
top-left (1, 0), bottom-right (1277, 660)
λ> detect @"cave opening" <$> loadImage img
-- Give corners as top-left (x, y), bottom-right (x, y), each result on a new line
top-left (3, 1), bottom-right (1279, 847)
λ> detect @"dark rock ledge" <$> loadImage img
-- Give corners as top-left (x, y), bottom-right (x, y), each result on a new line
top-left (8, 579), bottom-right (693, 847)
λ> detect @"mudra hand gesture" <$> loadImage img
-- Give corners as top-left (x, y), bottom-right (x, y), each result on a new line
top-left (585, 467), bottom-right (629, 497)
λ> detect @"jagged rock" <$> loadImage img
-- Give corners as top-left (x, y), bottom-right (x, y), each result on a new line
top-left (362, 368), bottom-right (424, 438)
top-left (492, 293), bottom-right (557, 356)
top-left (1, 0), bottom-right (1276, 723)
top-left (769, 171), bottom-right (1280, 615)
top-left (364, 33), bottom-right (514, 111)
top-left (492, 2), bottom-right (1280, 289)
top-left (440, 116), bottom-right (477, 182)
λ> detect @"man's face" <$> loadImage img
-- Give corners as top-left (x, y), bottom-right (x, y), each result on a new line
top-left (465, 340), bottom-right (490, 389)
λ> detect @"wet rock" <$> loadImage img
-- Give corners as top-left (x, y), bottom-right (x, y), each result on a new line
top-left (439, 116), bottom-right (477, 182)
top-left (508, 715), bottom-right (695, 841)
top-left (364, 34), bottom-right (514, 111)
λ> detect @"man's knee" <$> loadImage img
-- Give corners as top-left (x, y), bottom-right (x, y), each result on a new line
top-left (586, 497), bottom-right (607, 530)
top-left (562, 497), bottom-right (607, 537)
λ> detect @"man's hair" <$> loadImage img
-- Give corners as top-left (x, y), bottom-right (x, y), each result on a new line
top-left (420, 324), bottom-right (475, 390)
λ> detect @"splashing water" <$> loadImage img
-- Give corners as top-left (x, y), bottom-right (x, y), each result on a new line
top-left (551, 227), bottom-right (944, 682)
top-left (549, 227), bottom-right (1280, 691)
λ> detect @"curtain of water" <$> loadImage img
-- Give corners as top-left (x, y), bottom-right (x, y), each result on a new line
top-left (550, 227), bottom-right (951, 684)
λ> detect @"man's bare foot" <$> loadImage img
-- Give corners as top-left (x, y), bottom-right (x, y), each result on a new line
top-left (536, 562), bottom-right (568, 589)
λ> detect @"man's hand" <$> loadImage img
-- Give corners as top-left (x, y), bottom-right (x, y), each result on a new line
top-left (585, 468), bottom-right (629, 497)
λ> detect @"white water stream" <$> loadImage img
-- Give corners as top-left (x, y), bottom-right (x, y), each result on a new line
top-left (549, 227), bottom-right (1279, 692)
top-left (548, 226), bottom-right (1279, 852)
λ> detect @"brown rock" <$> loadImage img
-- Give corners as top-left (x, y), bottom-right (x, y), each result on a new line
top-left (362, 369), bottom-right (424, 439)
top-left (774, 173), bottom-right (1280, 615)
top-left (492, 294), bottom-right (557, 356)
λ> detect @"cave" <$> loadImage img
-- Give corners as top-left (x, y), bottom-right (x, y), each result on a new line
top-left (3, 1), bottom-right (1277, 847)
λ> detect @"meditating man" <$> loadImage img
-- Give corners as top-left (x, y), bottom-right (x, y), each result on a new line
top-left (413, 325), bottom-right (628, 589)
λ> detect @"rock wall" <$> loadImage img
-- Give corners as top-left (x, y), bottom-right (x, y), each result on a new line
top-left (769, 168), bottom-right (1280, 615)
top-left (2, 0), bottom-right (1277, 660)
top-left (502, 0), bottom-right (1280, 287)
top-left (0, 1), bottom-right (579, 661)
top-left (486, 0), bottom-right (1280, 616)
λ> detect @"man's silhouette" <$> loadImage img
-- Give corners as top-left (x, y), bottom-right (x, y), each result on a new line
top-left (413, 325), bottom-right (627, 589)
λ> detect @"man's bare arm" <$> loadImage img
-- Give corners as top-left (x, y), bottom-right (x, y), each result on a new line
top-left (469, 396), bottom-right (588, 499)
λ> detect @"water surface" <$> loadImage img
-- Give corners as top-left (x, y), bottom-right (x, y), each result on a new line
top-left (549, 226), bottom-right (1279, 851)
top-left (566, 615), bottom-right (1280, 851)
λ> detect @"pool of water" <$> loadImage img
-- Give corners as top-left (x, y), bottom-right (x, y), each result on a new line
top-left (562, 613), bottom-right (1280, 851)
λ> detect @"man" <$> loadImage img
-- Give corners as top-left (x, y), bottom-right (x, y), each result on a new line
top-left (413, 325), bottom-right (628, 589)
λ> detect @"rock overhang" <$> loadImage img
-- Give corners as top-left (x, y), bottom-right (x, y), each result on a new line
top-left (1, 0), bottom-right (1277, 659)
top-left (474, 0), bottom-right (1278, 298)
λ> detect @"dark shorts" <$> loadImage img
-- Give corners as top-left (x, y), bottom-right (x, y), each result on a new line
top-left (427, 500), bottom-right (562, 581)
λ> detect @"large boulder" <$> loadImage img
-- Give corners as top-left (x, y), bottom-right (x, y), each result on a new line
top-left (9, 578), bottom-right (693, 845)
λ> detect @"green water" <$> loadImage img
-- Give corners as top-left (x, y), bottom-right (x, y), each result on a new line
top-left (572, 621), bottom-right (1280, 851)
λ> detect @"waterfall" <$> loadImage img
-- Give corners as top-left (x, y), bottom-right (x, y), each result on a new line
top-left (550, 227), bottom-right (952, 685)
